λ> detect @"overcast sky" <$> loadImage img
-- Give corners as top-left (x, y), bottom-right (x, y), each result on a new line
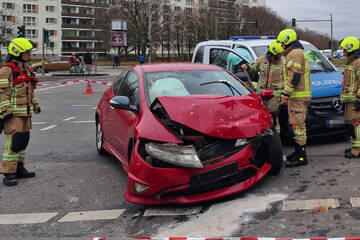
top-left (265, 0), bottom-right (358, 40)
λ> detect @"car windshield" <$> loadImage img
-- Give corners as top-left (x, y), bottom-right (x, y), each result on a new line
top-left (252, 44), bottom-right (336, 73)
top-left (145, 70), bottom-right (251, 104)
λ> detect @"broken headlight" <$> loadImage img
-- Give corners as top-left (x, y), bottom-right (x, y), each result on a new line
top-left (145, 142), bottom-right (204, 169)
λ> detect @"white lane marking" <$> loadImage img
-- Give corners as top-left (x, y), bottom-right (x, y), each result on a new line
top-left (63, 116), bottom-right (76, 121)
top-left (144, 206), bottom-right (202, 217)
top-left (58, 209), bottom-right (125, 222)
top-left (37, 82), bottom-right (80, 92)
top-left (282, 199), bottom-right (340, 211)
top-left (0, 212), bottom-right (58, 225)
top-left (40, 125), bottom-right (57, 131)
top-left (32, 122), bottom-right (47, 125)
top-left (73, 120), bottom-right (95, 123)
top-left (72, 105), bottom-right (93, 107)
top-left (350, 197), bottom-right (360, 208)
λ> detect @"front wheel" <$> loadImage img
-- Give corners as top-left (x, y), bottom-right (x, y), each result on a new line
top-left (266, 128), bottom-right (283, 175)
top-left (35, 66), bottom-right (44, 73)
top-left (96, 120), bottom-right (106, 155)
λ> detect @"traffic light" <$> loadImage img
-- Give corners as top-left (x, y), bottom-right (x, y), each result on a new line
top-left (146, 39), bottom-right (150, 48)
top-left (291, 18), bottom-right (296, 27)
top-left (17, 26), bottom-right (25, 37)
top-left (43, 29), bottom-right (50, 43)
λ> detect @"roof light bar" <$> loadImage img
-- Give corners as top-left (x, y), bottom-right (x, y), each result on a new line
top-left (230, 36), bottom-right (276, 40)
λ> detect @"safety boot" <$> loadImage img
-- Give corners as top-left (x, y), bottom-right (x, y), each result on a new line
top-left (286, 143), bottom-right (308, 168)
top-left (16, 162), bottom-right (35, 179)
top-left (344, 150), bottom-right (360, 158)
top-left (3, 173), bottom-right (17, 186)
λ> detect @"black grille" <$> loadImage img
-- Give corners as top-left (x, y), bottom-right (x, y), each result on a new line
top-left (162, 162), bottom-right (257, 197)
top-left (310, 96), bottom-right (343, 117)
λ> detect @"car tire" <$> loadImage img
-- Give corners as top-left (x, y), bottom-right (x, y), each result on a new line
top-left (35, 67), bottom-right (44, 73)
top-left (266, 128), bottom-right (283, 175)
top-left (96, 120), bottom-right (106, 155)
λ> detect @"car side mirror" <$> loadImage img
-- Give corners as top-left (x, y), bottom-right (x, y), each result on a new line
top-left (261, 89), bottom-right (274, 99)
top-left (110, 96), bottom-right (138, 113)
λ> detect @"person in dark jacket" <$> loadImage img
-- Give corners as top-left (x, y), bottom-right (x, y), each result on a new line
top-left (83, 52), bottom-right (92, 74)
top-left (113, 53), bottom-right (120, 68)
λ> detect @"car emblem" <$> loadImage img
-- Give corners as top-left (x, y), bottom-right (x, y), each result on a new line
top-left (332, 98), bottom-right (342, 111)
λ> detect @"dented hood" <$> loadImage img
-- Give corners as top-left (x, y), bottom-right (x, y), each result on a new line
top-left (154, 93), bottom-right (272, 139)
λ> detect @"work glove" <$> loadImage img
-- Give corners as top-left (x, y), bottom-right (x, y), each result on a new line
top-left (34, 107), bottom-right (41, 114)
top-left (355, 99), bottom-right (360, 111)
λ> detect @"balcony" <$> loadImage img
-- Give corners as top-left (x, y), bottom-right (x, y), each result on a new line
top-left (62, 24), bottom-right (99, 29)
top-left (61, 47), bottom-right (106, 53)
top-left (62, 12), bottom-right (95, 18)
top-left (62, 36), bottom-right (98, 40)
top-left (61, 0), bottom-right (108, 8)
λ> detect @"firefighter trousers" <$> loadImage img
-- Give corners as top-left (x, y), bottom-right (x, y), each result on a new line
top-left (288, 99), bottom-right (310, 146)
top-left (0, 116), bottom-right (32, 174)
top-left (345, 103), bottom-right (360, 156)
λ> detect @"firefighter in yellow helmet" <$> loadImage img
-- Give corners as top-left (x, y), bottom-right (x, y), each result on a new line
top-left (277, 29), bottom-right (311, 168)
top-left (0, 37), bottom-right (41, 186)
top-left (340, 36), bottom-right (360, 158)
top-left (242, 40), bottom-right (284, 129)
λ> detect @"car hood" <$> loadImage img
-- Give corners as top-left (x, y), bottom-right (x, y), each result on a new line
top-left (311, 71), bottom-right (342, 98)
top-left (152, 93), bottom-right (272, 139)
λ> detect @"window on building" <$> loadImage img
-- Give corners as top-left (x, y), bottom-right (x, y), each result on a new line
top-left (79, 30), bottom-right (93, 37)
top-left (63, 42), bottom-right (77, 49)
top-left (2, 15), bottom-right (12, 22)
top-left (62, 18), bottom-right (77, 25)
top-left (46, 18), bottom-right (56, 24)
top-left (185, 8), bottom-right (192, 14)
top-left (23, 4), bottom-right (36, 13)
top-left (46, 6), bottom-right (55, 12)
top-left (79, 7), bottom-right (93, 14)
top-left (2, 2), bottom-right (14, 9)
top-left (174, 6), bottom-right (181, 11)
top-left (63, 30), bottom-right (77, 37)
top-left (1, 28), bottom-right (12, 35)
top-left (48, 42), bottom-right (55, 48)
top-left (79, 19), bottom-right (93, 25)
top-left (63, 6), bottom-right (78, 13)
top-left (48, 30), bottom-right (55, 36)
top-left (25, 29), bottom-right (37, 38)
top-left (23, 16), bottom-right (36, 25)
top-left (186, 0), bottom-right (192, 5)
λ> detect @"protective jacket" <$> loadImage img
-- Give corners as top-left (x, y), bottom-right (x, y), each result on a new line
top-left (0, 61), bottom-right (40, 119)
top-left (282, 48), bottom-right (311, 101)
top-left (340, 55), bottom-right (360, 102)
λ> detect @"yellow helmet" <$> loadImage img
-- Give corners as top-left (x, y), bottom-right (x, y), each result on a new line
top-left (276, 29), bottom-right (297, 45)
top-left (340, 36), bottom-right (360, 53)
top-left (268, 40), bottom-right (284, 56)
top-left (8, 38), bottom-right (34, 57)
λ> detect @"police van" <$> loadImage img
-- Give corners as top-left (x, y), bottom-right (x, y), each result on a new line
top-left (192, 36), bottom-right (345, 141)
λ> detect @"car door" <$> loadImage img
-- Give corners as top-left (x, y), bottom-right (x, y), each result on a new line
top-left (108, 71), bottom-right (140, 164)
top-left (45, 57), bottom-right (61, 71)
top-left (202, 46), bottom-right (250, 74)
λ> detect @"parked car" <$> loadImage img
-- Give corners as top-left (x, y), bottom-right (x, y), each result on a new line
top-left (31, 56), bottom-right (71, 73)
top-left (95, 63), bottom-right (283, 205)
top-left (192, 37), bottom-right (346, 142)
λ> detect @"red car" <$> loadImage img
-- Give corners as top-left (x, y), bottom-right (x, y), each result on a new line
top-left (95, 63), bottom-right (282, 205)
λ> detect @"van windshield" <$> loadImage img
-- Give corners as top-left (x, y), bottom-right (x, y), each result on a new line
top-left (252, 44), bottom-right (336, 73)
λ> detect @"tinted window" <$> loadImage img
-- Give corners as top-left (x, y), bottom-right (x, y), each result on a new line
top-left (210, 49), bottom-right (246, 74)
top-left (119, 71), bottom-right (139, 106)
top-left (112, 71), bottom-right (128, 95)
top-left (194, 46), bottom-right (204, 63)
top-left (48, 57), bottom-right (61, 62)
top-left (145, 70), bottom-right (251, 104)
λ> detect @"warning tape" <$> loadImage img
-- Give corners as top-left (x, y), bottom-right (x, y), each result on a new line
top-left (37, 79), bottom-right (111, 87)
top-left (133, 238), bottom-right (360, 240)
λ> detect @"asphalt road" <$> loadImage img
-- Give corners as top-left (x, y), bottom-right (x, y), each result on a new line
top-left (0, 67), bottom-right (359, 239)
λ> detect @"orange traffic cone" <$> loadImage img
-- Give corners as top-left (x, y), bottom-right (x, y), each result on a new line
top-left (83, 80), bottom-right (94, 94)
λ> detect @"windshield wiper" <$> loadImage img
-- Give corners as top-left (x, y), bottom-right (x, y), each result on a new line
top-left (200, 80), bottom-right (242, 96)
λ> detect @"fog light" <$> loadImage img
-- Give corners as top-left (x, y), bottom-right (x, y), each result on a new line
top-left (134, 182), bottom-right (150, 193)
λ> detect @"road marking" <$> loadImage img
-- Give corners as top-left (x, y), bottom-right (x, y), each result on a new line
top-left (144, 206), bottom-right (202, 217)
top-left (37, 82), bottom-right (80, 92)
top-left (32, 122), bottom-right (47, 125)
top-left (350, 197), bottom-right (360, 207)
top-left (0, 212), bottom-right (58, 225)
top-left (72, 105), bottom-right (93, 107)
top-left (40, 125), bottom-right (57, 131)
top-left (282, 199), bottom-right (340, 211)
top-left (63, 116), bottom-right (76, 121)
top-left (58, 209), bottom-right (125, 222)
top-left (73, 120), bottom-right (95, 123)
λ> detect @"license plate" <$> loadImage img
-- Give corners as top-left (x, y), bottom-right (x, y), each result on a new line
top-left (326, 118), bottom-right (345, 128)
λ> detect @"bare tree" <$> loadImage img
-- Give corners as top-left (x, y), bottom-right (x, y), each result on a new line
top-left (0, 6), bottom-right (19, 64)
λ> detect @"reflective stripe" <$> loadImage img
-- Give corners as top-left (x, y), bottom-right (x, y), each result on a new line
top-left (274, 90), bottom-right (282, 96)
top-left (340, 95), bottom-right (357, 101)
top-left (270, 65), bottom-right (281, 70)
top-left (282, 60), bottom-right (287, 83)
top-left (342, 65), bottom-right (356, 100)
top-left (12, 106), bottom-right (33, 115)
top-left (2, 135), bottom-right (20, 162)
top-left (357, 70), bottom-right (360, 76)
top-left (289, 53), bottom-right (311, 98)
top-left (0, 79), bottom-right (9, 85)
top-left (32, 97), bottom-right (39, 104)
top-left (284, 86), bottom-right (294, 93)
top-left (0, 100), bottom-right (10, 108)
top-left (293, 62), bottom-right (302, 69)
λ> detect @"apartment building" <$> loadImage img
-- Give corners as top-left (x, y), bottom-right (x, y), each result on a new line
top-left (1, 0), bottom-right (62, 57)
top-left (61, 0), bottom-right (109, 55)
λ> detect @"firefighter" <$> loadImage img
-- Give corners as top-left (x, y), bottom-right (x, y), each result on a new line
top-left (0, 38), bottom-right (41, 186)
top-left (340, 37), bottom-right (360, 158)
top-left (242, 40), bottom-right (284, 129)
top-left (277, 29), bottom-right (311, 168)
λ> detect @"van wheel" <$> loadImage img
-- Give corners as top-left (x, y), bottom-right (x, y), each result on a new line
top-left (266, 128), bottom-right (283, 175)
top-left (35, 67), bottom-right (44, 73)
top-left (96, 121), bottom-right (106, 155)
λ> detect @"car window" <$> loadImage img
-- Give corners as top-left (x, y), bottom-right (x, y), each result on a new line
top-left (48, 57), bottom-right (61, 62)
top-left (210, 49), bottom-right (246, 74)
top-left (119, 71), bottom-right (139, 106)
top-left (252, 45), bottom-right (268, 58)
top-left (145, 70), bottom-right (251, 105)
top-left (112, 71), bottom-right (128, 95)
top-left (233, 46), bottom-right (254, 62)
top-left (194, 46), bottom-right (204, 63)
top-left (61, 57), bottom-right (70, 61)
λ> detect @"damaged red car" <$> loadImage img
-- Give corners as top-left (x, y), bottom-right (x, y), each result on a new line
top-left (95, 63), bottom-right (283, 205)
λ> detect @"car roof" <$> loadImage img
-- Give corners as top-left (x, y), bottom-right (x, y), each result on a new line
top-left (133, 63), bottom-right (223, 72)
top-left (196, 39), bottom-right (310, 48)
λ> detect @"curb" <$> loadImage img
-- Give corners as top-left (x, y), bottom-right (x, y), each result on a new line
top-left (133, 238), bottom-right (360, 240)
